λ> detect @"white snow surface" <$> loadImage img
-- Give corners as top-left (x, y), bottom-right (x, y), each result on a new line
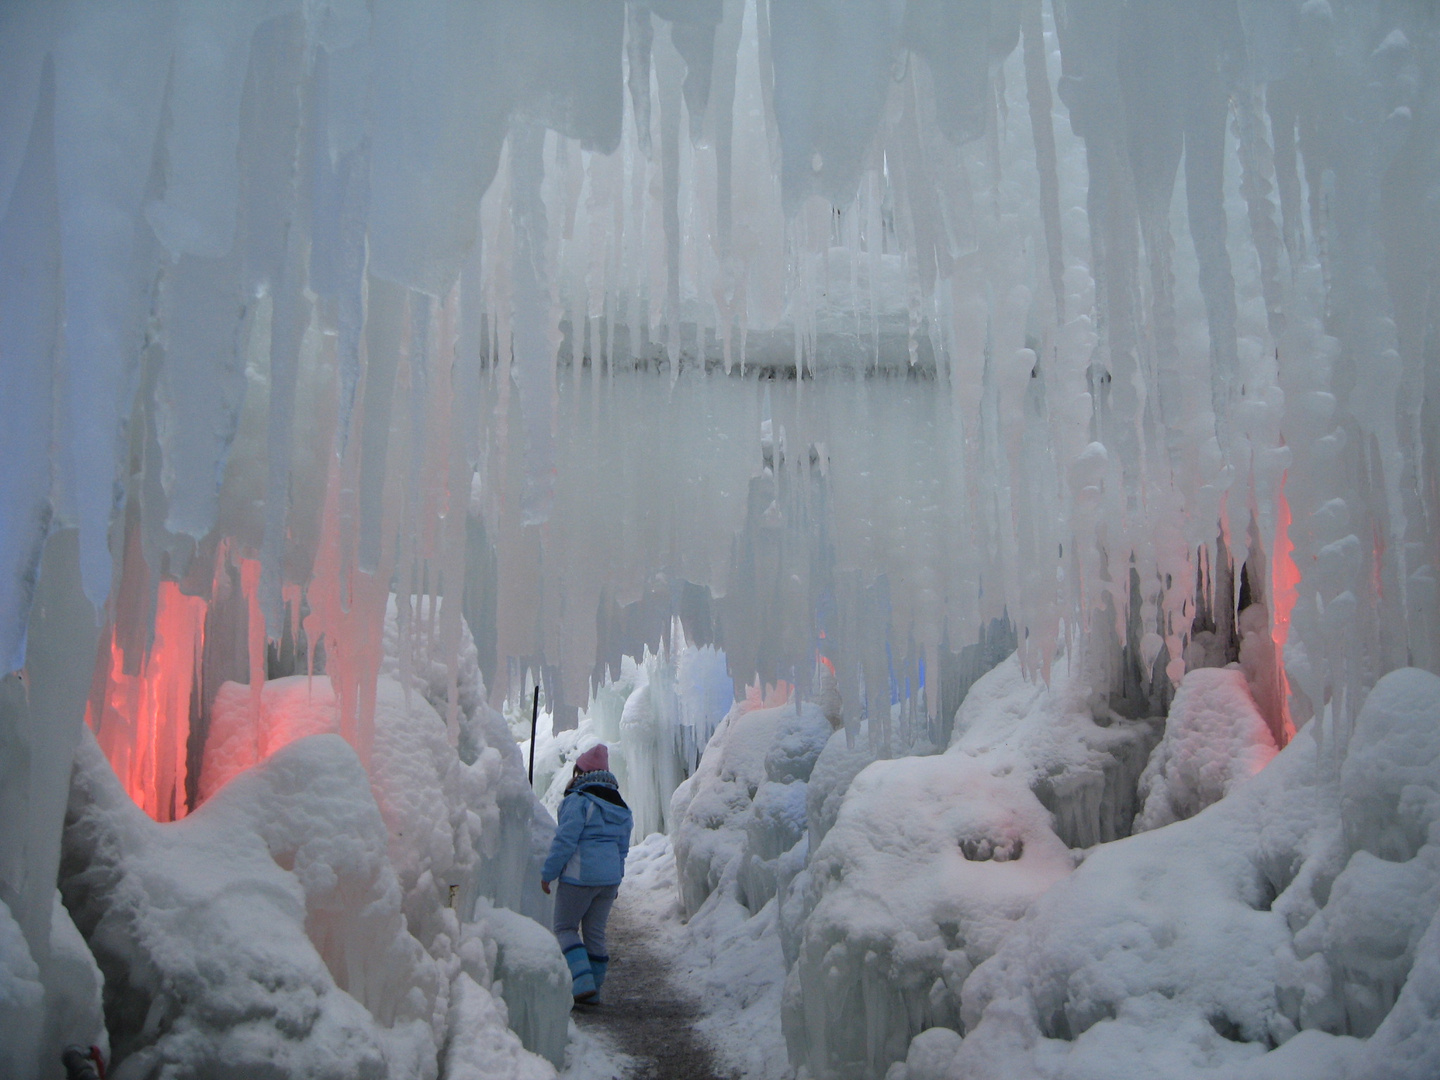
top-left (63, 722), bottom-right (557, 1078)
top-left (949, 653), bottom-right (1159, 849)
top-left (784, 751), bottom-right (1074, 1079)
top-left (630, 657), bottom-right (1440, 1080)
top-left (63, 729), bottom-right (441, 1077)
top-left (0, 895), bottom-right (45, 1077)
top-left (202, 675), bottom-right (342, 801)
top-left (471, 899), bottom-right (572, 1069)
top-left (622, 832), bottom-right (793, 1080)
top-left (55, 593), bottom-right (567, 1078)
top-left (670, 696), bottom-right (830, 919)
top-left (1134, 666), bottom-right (1278, 832)
top-left (897, 667), bottom-right (1440, 1080)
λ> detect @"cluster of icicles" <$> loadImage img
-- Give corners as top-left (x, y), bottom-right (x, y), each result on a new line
top-left (2, 0), bottom-right (1435, 822)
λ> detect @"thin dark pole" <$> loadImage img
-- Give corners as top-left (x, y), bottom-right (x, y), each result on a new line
top-left (527, 684), bottom-right (540, 786)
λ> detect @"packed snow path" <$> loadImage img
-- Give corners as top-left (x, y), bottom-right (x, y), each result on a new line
top-left (571, 897), bottom-right (735, 1080)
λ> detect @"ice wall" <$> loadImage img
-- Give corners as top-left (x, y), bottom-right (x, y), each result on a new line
top-left (1, 0), bottom-right (1438, 1067)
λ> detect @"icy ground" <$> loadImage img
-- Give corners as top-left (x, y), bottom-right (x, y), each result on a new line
top-left (616, 834), bottom-right (791, 1080)
top-left (567, 888), bottom-right (735, 1080)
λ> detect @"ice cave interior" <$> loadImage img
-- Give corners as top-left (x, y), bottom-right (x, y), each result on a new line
top-left (2, 1), bottom-right (1440, 1078)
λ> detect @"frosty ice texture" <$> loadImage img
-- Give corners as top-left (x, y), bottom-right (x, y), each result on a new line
top-left (0, 0), bottom-right (1437, 1075)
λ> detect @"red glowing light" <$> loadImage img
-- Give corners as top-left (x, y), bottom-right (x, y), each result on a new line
top-left (90, 582), bottom-right (208, 822)
top-left (1271, 475), bottom-right (1300, 745)
top-left (742, 678), bottom-right (793, 712)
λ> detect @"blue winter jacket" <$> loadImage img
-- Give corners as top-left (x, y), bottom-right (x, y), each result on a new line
top-left (541, 771), bottom-right (633, 887)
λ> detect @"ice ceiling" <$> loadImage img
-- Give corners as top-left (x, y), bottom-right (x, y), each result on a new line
top-left (0, 0), bottom-right (1437, 838)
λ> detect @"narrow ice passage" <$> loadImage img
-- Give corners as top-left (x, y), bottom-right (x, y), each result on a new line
top-left (567, 893), bottom-right (732, 1080)
top-left (4, 1), bottom-right (1440, 1079)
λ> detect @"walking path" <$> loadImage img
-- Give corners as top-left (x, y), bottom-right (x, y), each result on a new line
top-left (569, 896), bottom-right (735, 1080)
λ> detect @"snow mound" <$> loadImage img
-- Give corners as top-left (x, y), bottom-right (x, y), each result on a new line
top-left (1314, 667), bottom-right (1440, 1045)
top-left (918, 667), bottom-right (1440, 1080)
top-left (469, 900), bottom-right (571, 1069)
top-left (884, 1026), bottom-right (963, 1080)
top-left (381, 594), bottom-right (488, 739)
top-left (1134, 666), bottom-right (1278, 832)
top-left (779, 722), bottom-right (879, 968)
top-left (443, 972), bottom-right (555, 1080)
top-left (369, 674), bottom-right (501, 955)
top-left (383, 593), bottom-right (555, 926)
top-left (197, 668), bottom-right (564, 1065)
top-left (61, 593), bottom-right (568, 1078)
top-left (62, 730), bottom-right (437, 1077)
top-left (671, 698), bottom-right (830, 918)
top-left (950, 654), bottom-right (1160, 849)
top-left (805, 724), bottom-right (879, 853)
top-left (782, 753), bottom-right (1072, 1079)
top-left (202, 671), bottom-right (514, 953)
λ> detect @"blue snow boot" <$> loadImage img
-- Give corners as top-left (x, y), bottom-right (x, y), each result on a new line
top-left (564, 945), bottom-right (597, 1001)
top-left (588, 954), bottom-right (609, 997)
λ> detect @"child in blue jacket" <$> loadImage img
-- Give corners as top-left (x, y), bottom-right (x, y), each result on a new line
top-left (541, 743), bottom-right (633, 1002)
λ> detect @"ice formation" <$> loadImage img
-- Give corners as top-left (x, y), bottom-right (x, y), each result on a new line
top-left (525, 634), bottom-right (732, 840)
top-left (671, 694), bottom-right (830, 918)
top-left (54, 606), bottom-right (568, 1078)
top-left (923, 667), bottom-right (1440, 1080)
top-left (784, 752), bottom-right (1074, 1078)
top-left (1, 0), bottom-right (1438, 1076)
top-left (62, 732), bottom-right (440, 1077)
top-left (656, 649), bottom-right (1440, 1080)
top-left (1134, 665), bottom-right (1279, 832)
top-left (949, 653), bottom-right (1159, 848)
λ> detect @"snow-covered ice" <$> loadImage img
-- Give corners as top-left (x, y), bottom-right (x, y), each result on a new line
top-left (1134, 666), bottom-right (1279, 832)
top-left (1, 0), bottom-right (1438, 1076)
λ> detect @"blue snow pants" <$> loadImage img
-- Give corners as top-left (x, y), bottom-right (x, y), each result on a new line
top-left (552, 882), bottom-right (619, 957)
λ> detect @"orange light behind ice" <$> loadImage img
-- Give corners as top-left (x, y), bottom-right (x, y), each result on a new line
top-left (1272, 475), bottom-right (1300, 743)
top-left (90, 582), bottom-right (208, 822)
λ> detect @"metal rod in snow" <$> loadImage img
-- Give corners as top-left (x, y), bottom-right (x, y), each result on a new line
top-left (527, 684), bottom-right (540, 786)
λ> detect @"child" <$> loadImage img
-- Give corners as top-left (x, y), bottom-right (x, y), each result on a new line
top-left (541, 744), bottom-right (633, 1002)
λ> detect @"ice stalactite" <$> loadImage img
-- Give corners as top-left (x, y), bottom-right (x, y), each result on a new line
top-left (0, 3), bottom-right (1437, 1071)
top-left (0, 59), bottom-right (59, 673)
top-left (1060, 0), bottom-right (1145, 493)
top-left (309, 31), bottom-right (372, 459)
top-left (53, 3), bottom-right (171, 612)
top-left (0, 532), bottom-right (99, 1018)
top-left (655, 19), bottom-right (686, 367)
top-left (1179, 10), bottom-right (1242, 453)
top-left (1020, 0), bottom-right (1065, 326)
top-left (1235, 84), bottom-right (1289, 343)
top-left (90, 582), bottom-right (207, 824)
top-left (148, 3), bottom-right (256, 545)
top-left (509, 123), bottom-right (558, 528)
top-left (626, 5), bottom-right (654, 160)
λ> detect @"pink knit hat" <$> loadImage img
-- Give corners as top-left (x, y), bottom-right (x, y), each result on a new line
top-left (574, 743), bottom-right (610, 773)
